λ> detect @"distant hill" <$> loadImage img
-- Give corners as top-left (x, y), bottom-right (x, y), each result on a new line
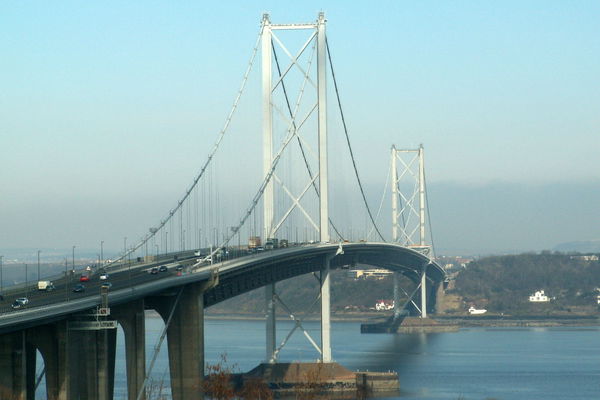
top-left (206, 269), bottom-right (414, 315)
top-left (553, 240), bottom-right (600, 253)
top-left (449, 252), bottom-right (600, 315)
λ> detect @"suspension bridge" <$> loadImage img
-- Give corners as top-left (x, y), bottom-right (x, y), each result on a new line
top-left (0, 13), bottom-right (445, 400)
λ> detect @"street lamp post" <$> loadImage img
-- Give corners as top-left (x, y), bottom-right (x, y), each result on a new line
top-left (0, 255), bottom-right (3, 294)
top-left (128, 250), bottom-right (131, 287)
top-left (72, 246), bottom-right (76, 272)
top-left (37, 250), bottom-right (41, 282)
top-left (123, 237), bottom-right (127, 256)
top-left (101, 240), bottom-right (104, 266)
top-left (155, 244), bottom-right (159, 258)
top-left (64, 258), bottom-right (69, 301)
top-left (25, 263), bottom-right (28, 297)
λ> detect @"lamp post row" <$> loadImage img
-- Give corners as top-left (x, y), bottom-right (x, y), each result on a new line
top-left (10, 236), bottom-right (177, 298)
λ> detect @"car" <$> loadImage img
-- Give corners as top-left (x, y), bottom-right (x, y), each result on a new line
top-left (175, 265), bottom-right (184, 271)
top-left (158, 265), bottom-right (168, 272)
top-left (149, 267), bottom-right (159, 275)
top-left (73, 283), bottom-right (85, 293)
top-left (79, 275), bottom-right (90, 282)
top-left (100, 282), bottom-right (112, 289)
top-left (99, 273), bottom-right (109, 280)
top-left (11, 297), bottom-right (29, 309)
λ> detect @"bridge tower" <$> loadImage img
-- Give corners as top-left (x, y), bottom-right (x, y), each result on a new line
top-left (261, 12), bottom-right (332, 363)
top-left (391, 144), bottom-right (431, 318)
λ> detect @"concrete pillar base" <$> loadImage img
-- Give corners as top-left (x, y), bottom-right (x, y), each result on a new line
top-left (68, 325), bottom-right (116, 400)
top-left (114, 299), bottom-right (146, 400)
top-left (0, 331), bottom-right (28, 400)
top-left (149, 283), bottom-right (205, 400)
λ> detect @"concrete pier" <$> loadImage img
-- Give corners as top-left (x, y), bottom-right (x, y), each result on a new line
top-left (29, 322), bottom-right (69, 400)
top-left (150, 283), bottom-right (205, 400)
top-left (114, 300), bottom-right (146, 400)
top-left (67, 327), bottom-right (116, 400)
top-left (0, 331), bottom-right (28, 400)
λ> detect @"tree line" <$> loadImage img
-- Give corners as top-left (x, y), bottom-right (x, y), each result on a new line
top-left (451, 252), bottom-right (600, 314)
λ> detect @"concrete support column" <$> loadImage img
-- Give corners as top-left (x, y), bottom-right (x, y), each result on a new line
top-left (25, 342), bottom-right (36, 400)
top-left (152, 284), bottom-right (205, 400)
top-left (97, 329), bottom-right (117, 400)
top-left (29, 322), bottom-right (69, 400)
top-left (321, 255), bottom-right (332, 363)
top-left (0, 331), bottom-right (28, 400)
top-left (68, 327), bottom-right (116, 400)
top-left (114, 299), bottom-right (146, 400)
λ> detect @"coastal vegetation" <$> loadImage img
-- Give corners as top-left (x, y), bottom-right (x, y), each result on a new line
top-left (450, 252), bottom-right (600, 315)
top-left (207, 252), bottom-right (600, 317)
top-left (206, 269), bottom-right (408, 315)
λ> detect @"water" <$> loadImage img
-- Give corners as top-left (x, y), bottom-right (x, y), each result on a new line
top-left (37, 318), bottom-right (600, 399)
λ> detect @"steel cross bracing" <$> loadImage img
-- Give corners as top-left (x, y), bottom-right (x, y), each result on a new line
top-left (262, 12), bottom-right (333, 365)
top-left (391, 145), bottom-right (429, 250)
top-left (263, 16), bottom-right (325, 241)
top-left (390, 145), bottom-right (433, 319)
top-left (190, 15), bottom-right (327, 267)
top-left (269, 275), bottom-right (324, 362)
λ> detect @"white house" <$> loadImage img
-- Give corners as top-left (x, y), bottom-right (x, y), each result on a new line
top-left (375, 300), bottom-right (394, 311)
top-left (529, 290), bottom-right (550, 302)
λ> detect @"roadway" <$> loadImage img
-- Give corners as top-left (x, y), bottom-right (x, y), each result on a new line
top-left (0, 242), bottom-right (445, 334)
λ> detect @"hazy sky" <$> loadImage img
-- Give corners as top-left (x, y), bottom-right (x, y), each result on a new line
top-left (1, 1), bottom-right (599, 257)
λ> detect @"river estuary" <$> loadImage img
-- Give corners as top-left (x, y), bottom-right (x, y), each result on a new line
top-left (37, 317), bottom-right (600, 399)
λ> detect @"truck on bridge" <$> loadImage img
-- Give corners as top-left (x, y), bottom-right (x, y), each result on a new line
top-left (265, 238), bottom-right (279, 250)
top-left (248, 236), bottom-right (261, 249)
top-left (37, 281), bottom-right (55, 291)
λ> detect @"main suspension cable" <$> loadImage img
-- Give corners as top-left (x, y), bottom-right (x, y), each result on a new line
top-left (106, 21), bottom-right (265, 268)
top-left (367, 154), bottom-right (392, 240)
top-left (423, 168), bottom-right (436, 259)
top-left (194, 99), bottom-right (312, 267)
top-left (326, 38), bottom-right (386, 242)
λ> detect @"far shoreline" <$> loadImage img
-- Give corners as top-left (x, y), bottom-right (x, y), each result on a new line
top-left (177, 311), bottom-right (600, 327)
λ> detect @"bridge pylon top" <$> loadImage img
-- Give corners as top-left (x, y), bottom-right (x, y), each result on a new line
top-left (261, 12), bottom-right (330, 244)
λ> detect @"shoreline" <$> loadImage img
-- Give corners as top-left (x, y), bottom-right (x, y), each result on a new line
top-left (196, 311), bottom-right (600, 327)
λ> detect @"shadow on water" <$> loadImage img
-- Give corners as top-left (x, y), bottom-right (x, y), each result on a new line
top-left (354, 332), bottom-right (441, 374)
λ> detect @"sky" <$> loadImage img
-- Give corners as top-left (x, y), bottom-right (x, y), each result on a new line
top-left (1, 1), bottom-right (600, 258)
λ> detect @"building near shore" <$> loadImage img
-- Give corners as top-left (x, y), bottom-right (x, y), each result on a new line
top-left (348, 268), bottom-right (393, 280)
top-left (529, 290), bottom-right (550, 302)
top-left (375, 300), bottom-right (394, 311)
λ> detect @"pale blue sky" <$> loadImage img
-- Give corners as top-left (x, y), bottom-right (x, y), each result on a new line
top-left (1, 2), bottom-right (599, 254)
